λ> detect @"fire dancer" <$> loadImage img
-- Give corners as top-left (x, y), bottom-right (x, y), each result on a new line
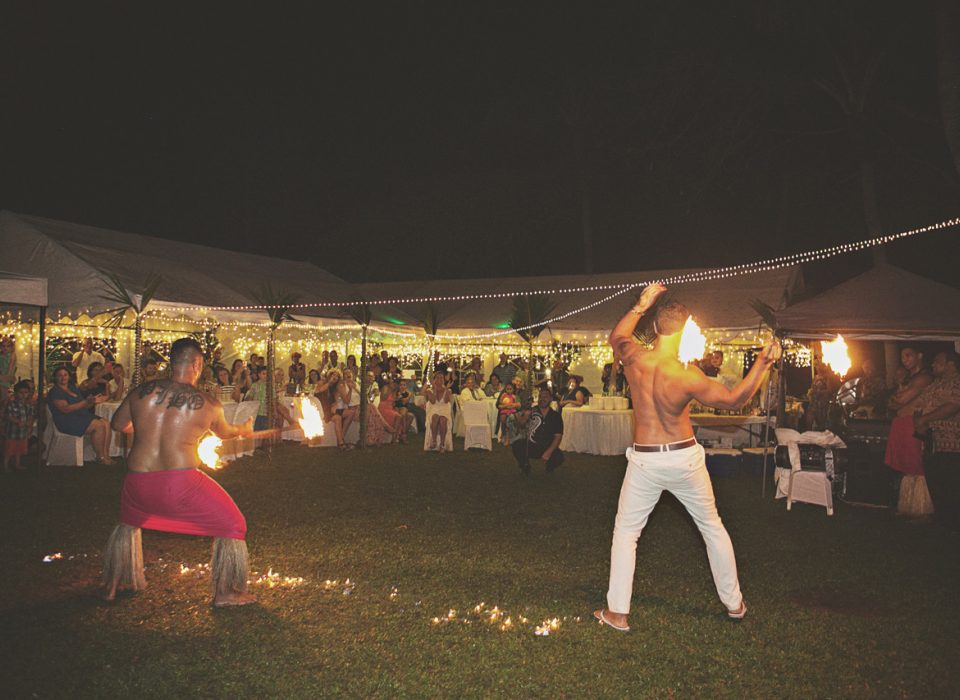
top-left (594, 284), bottom-right (781, 631)
top-left (99, 337), bottom-right (270, 607)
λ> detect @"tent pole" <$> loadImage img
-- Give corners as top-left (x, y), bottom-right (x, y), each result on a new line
top-left (36, 306), bottom-right (47, 471)
top-left (760, 337), bottom-right (784, 498)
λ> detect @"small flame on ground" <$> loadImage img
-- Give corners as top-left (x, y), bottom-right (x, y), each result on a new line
top-left (678, 316), bottom-right (707, 365)
top-left (198, 434), bottom-right (223, 469)
top-left (822, 334), bottom-right (851, 377)
top-left (298, 398), bottom-right (325, 439)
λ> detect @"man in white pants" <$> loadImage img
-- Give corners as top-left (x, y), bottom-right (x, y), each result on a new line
top-left (594, 284), bottom-right (781, 631)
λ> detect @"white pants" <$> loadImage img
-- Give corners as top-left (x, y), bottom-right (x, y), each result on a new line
top-left (606, 444), bottom-right (743, 613)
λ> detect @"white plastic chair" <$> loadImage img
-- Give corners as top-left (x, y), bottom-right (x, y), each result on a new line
top-left (221, 401), bottom-right (261, 462)
top-left (461, 400), bottom-right (492, 451)
top-left (775, 428), bottom-right (844, 516)
top-left (43, 408), bottom-right (95, 466)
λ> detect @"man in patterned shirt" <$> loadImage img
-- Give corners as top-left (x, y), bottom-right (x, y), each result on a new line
top-left (914, 350), bottom-right (960, 532)
top-left (3, 380), bottom-right (36, 471)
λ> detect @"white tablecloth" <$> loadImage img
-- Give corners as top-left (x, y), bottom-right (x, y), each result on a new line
top-left (453, 396), bottom-right (498, 437)
top-left (94, 401), bottom-right (125, 457)
top-left (559, 407), bottom-right (633, 456)
top-left (559, 408), bottom-right (775, 455)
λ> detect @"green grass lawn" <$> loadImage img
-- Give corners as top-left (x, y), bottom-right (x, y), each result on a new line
top-left (2, 441), bottom-right (958, 698)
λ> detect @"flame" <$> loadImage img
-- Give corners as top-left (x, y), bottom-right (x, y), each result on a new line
top-left (822, 334), bottom-right (851, 377)
top-left (298, 397), bottom-right (325, 439)
top-left (198, 434), bottom-right (223, 469)
top-left (678, 316), bottom-right (707, 364)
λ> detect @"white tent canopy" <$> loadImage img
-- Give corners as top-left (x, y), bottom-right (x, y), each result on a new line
top-left (0, 211), bottom-right (355, 319)
top-left (777, 264), bottom-right (960, 341)
top-left (0, 271), bottom-right (47, 307)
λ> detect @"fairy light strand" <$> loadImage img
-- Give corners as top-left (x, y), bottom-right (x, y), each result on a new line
top-left (152, 217), bottom-right (958, 314)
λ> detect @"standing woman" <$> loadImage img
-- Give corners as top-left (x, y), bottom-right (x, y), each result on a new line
top-left (424, 370), bottom-right (452, 452)
top-left (316, 369), bottom-right (346, 448)
top-left (47, 366), bottom-right (113, 464)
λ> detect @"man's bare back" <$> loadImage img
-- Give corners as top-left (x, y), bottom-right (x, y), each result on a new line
top-left (112, 379), bottom-right (248, 472)
top-left (610, 284), bottom-right (781, 445)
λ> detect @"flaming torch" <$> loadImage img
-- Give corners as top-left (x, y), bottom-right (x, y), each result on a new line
top-left (299, 397), bottom-right (325, 446)
top-left (198, 432), bottom-right (223, 470)
top-left (677, 316), bottom-right (707, 365)
top-left (821, 334), bottom-right (851, 377)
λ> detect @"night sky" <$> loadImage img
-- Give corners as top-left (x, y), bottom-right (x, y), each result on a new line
top-left (2, 2), bottom-right (958, 290)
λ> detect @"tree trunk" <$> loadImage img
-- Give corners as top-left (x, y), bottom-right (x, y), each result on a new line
top-left (266, 326), bottom-right (277, 444)
top-left (358, 325), bottom-right (369, 449)
top-left (936, 0), bottom-right (960, 178)
top-left (133, 314), bottom-right (143, 386)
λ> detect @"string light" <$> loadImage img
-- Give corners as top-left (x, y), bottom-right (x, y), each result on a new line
top-left (150, 216), bottom-right (958, 314)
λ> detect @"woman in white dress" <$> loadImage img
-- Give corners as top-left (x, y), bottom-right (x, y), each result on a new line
top-left (424, 371), bottom-right (452, 452)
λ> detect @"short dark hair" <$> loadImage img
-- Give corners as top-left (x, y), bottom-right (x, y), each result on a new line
top-left (14, 379), bottom-right (30, 393)
top-left (655, 301), bottom-right (690, 336)
top-left (170, 338), bottom-right (203, 367)
top-left (86, 361), bottom-right (103, 379)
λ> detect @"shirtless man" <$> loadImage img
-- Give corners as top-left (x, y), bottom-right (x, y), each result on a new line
top-left (100, 337), bottom-right (270, 607)
top-left (593, 284), bottom-right (781, 631)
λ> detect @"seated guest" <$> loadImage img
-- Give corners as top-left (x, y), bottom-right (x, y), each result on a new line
top-left (47, 366), bottom-right (112, 464)
top-left (215, 366), bottom-right (241, 403)
top-left (247, 353), bottom-right (259, 373)
top-left (697, 350), bottom-right (724, 378)
top-left (915, 350), bottom-right (960, 531)
top-left (484, 373), bottom-right (502, 397)
top-left (401, 374), bottom-right (427, 433)
top-left (513, 388), bottom-right (564, 474)
top-left (379, 377), bottom-right (412, 444)
top-left (559, 376), bottom-right (587, 412)
top-left (459, 374), bottom-right (484, 402)
top-left (289, 352), bottom-right (306, 390)
top-left (318, 349), bottom-right (330, 374)
top-left (199, 366), bottom-right (218, 398)
top-left (230, 359), bottom-right (251, 397)
top-left (345, 354), bottom-right (359, 376)
top-left (272, 368), bottom-right (296, 425)
top-left (601, 361), bottom-right (626, 395)
top-left (497, 381), bottom-right (521, 445)
top-left (424, 371), bottom-right (452, 452)
top-left (363, 370), bottom-right (394, 446)
top-left (305, 369), bottom-right (322, 395)
top-left (107, 363), bottom-right (127, 401)
top-left (79, 362), bottom-right (110, 398)
top-left (467, 356), bottom-right (484, 385)
top-left (3, 380), bottom-right (36, 472)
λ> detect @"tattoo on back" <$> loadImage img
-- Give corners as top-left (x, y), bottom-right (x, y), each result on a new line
top-left (137, 380), bottom-right (206, 411)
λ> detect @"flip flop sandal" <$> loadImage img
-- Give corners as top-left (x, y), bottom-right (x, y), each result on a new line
top-left (594, 610), bottom-right (630, 632)
top-left (727, 601), bottom-right (747, 621)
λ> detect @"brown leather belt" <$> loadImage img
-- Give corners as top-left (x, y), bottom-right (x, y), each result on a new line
top-left (632, 437), bottom-right (697, 453)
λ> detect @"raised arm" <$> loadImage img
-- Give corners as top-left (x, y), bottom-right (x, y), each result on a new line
top-left (609, 284), bottom-right (667, 363)
top-left (686, 339), bottom-right (781, 410)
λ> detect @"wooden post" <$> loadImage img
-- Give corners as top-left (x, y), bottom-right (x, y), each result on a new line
top-left (36, 306), bottom-right (47, 470)
top-left (358, 324), bottom-right (369, 449)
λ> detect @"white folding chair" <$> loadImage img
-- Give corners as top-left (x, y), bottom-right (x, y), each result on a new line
top-left (775, 428), bottom-right (844, 516)
top-left (461, 400), bottom-right (492, 451)
top-left (43, 408), bottom-right (95, 466)
top-left (221, 401), bottom-right (261, 461)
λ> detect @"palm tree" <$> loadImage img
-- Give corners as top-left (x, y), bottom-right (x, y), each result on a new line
top-left (99, 272), bottom-right (162, 385)
top-left (253, 285), bottom-right (301, 441)
top-left (508, 294), bottom-right (556, 403)
top-left (348, 302), bottom-right (372, 448)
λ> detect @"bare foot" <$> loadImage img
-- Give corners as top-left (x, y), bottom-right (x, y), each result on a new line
top-left (97, 584), bottom-right (117, 602)
top-left (98, 456), bottom-right (114, 465)
top-left (213, 591), bottom-right (257, 608)
top-left (593, 608), bottom-right (630, 631)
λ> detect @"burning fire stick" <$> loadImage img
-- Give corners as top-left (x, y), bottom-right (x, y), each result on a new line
top-left (821, 334), bottom-right (851, 377)
top-left (198, 433), bottom-right (223, 469)
top-left (298, 397), bottom-right (325, 446)
top-left (677, 316), bottom-right (707, 365)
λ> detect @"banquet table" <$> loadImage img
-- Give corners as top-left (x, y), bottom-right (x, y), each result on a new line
top-left (688, 414), bottom-right (774, 448)
top-left (559, 408), bottom-right (776, 455)
top-left (94, 401), bottom-right (126, 457)
top-left (452, 396), bottom-right (499, 438)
